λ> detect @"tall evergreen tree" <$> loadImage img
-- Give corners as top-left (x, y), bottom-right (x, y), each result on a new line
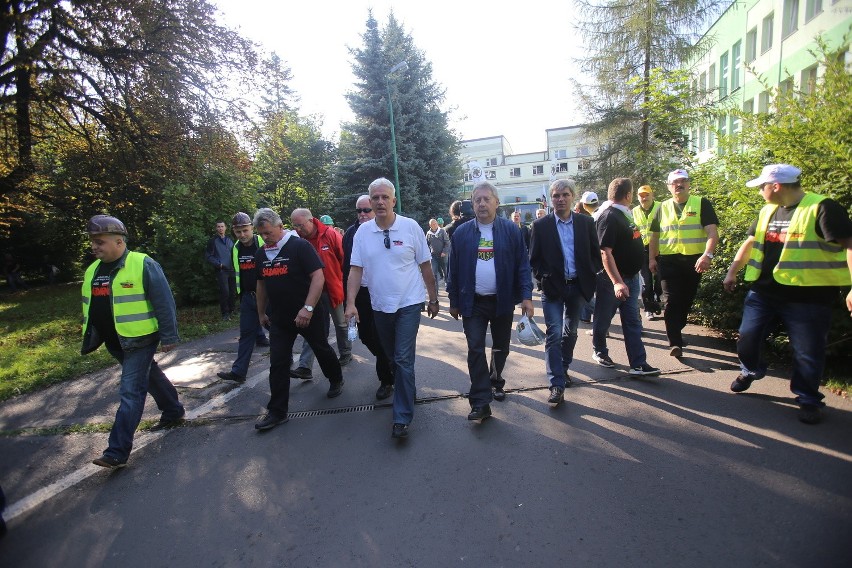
top-left (574, 0), bottom-right (723, 185)
top-left (336, 11), bottom-right (461, 225)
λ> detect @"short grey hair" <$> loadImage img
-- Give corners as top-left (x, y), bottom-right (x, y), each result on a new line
top-left (368, 177), bottom-right (395, 196)
top-left (550, 178), bottom-right (577, 196)
top-left (472, 181), bottom-right (500, 201)
top-left (291, 208), bottom-right (312, 221)
top-left (355, 194), bottom-right (370, 207)
top-left (253, 208), bottom-right (283, 228)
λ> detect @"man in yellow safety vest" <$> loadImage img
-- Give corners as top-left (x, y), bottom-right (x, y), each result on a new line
top-left (633, 185), bottom-right (662, 319)
top-left (723, 164), bottom-right (852, 424)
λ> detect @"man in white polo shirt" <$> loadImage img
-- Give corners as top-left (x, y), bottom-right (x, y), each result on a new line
top-left (345, 178), bottom-right (439, 440)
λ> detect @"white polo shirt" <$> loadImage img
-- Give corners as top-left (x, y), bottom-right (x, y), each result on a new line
top-left (351, 214), bottom-right (431, 313)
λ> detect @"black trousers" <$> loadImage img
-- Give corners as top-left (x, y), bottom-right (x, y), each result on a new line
top-left (267, 307), bottom-right (342, 416)
top-left (215, 269), bottom-right (236, 316)
top-left (658, 254), bottom-right (702, 348)
top-left (640, 246), bottom-right (663, 312)
top-left (461, 295), bottom-right (513, 407)
top-left (355, 286), bottom-right (394, 385)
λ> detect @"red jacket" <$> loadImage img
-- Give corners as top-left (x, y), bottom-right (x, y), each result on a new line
top-left (305, 218), bottom-right (345, 307)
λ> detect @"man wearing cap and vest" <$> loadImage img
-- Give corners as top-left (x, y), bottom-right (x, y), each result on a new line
top-left (649, 169), bottom-right (719, 357)
top-left (216, 212), bottom-right (269, 383)
top-left (633, 185), bottom-right (662, 319)
top-left (289, 208), bottom-right (352, 380)
top-left (723, 164), bottom-right (852, 425)
top-left (82, 215), bottom-right (185, 469)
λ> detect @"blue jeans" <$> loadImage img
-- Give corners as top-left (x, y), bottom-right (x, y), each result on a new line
top-left (592, 272), bottom-right (647, 367)
top-left (430, 256), bottom-right (445, 298)
top-left (581, 296), bottom-right (595, 321)
top-left (737, 289), bottom-right (830, 407)
top-left (231, 292), bottom-right (267, 377)
top-left (461, 295), bottom-right (514, 407)
top-left (374, 303), bottom-right (422, 425)
top-left (105, 342), bottom-right (184, 461)
top-left (541, 285), bottom-right (587, 387)
top-left (298, 292), bottom-right (351, 368)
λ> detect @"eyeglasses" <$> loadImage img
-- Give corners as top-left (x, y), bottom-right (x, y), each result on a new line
top-left (356, 208), bottom-right (373, 214)
top-left (383, 229), bottom-right (390, 249)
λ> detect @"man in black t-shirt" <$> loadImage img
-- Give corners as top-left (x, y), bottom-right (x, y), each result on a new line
top-left (723, 164), bottom-right (852, 425)
top-left (591, 178), bottom-right (661, 376)
top-left (252, 208), bottom-right (343, 431)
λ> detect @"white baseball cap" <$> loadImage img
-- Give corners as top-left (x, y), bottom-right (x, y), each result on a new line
top-left (745, 164), bottom-right (802, 187)
top-left (580, 191), bottom-right (599, 204)
top-left (666, 169), bottom-right (689, 184)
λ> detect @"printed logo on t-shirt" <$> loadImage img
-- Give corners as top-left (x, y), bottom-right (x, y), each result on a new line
top-left (261, 259), bottom-right (289, 277)
top-left (392, 240), bottom-right (404, 247)
top-left (238, 253), bottom-right (256, 272)
top-left (92, 275), bottom-right (111, 297)
top-left (477, 238), bottom-right (494, 262)
top-left (766, 217), bottom-right (790, 243)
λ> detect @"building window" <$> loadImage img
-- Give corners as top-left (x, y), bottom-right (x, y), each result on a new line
top-left (805, 0), bottom-right (823, 22)
top-left (801, 64), bottom-right (818, 95)
top-left (718, 116), bottom-right (727, 139)
top-left (532, 165), bottom-right (544, 175)
top-left (782, 0), bottom-right (799, 38)
top-left (576, 146), bottom-right (591, 157)
top-left (556, 162), bottom-right (568, 173)
top-left (719, 52), bottom-right (728, 99)
top-left (463, 173), bottom-right (472, 182)
top-left (485, 170), bottom-right (497, 180)
top-left (577, 159), bottom-right (591, 171)
top-left (691, 128), bottom-right (699, 152)
top-left (699, 71), bottom-right (707, 100)
top-left (758, 90), bottom-right (770, 113)
top-left (779, 78), bottom-right (794, 95)
top-left (709, 63), bottom-right (717, 93)
top-left (743, 98), bottom-right (755, 114)
top-left (761, 13), bottom-right (774, 54)
top-left (485, 157), bottom-right (498, 167)
top-left (731, 41), bottom-right (741, 91)
top-left (729, 115), bottom-right (741, 136)
top-left (699, 126), bottom-right (706, 151)
top-left (509, 167), bottom-right (521, 177)
top-left (554, 149), bottom-right (567, 159)
top-left (746, 28), bottom-right (757, 63)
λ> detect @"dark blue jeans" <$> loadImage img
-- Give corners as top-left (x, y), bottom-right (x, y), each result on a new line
top-left (374, 303), bottom-right (422, 425)
top-left (737, 289), bottom-right (830, 407)
top-left (541, 285), bottom-right (586, 387)
top-left (231, 292), bottom-right (267, 378)
top-left (592, 272), bottom-right (647, 367)
top-left (461, 295), bottom-right (514, 407)
top-left (215, 269), bottom-right (236, 316)
top-left (355, 286), bottom-right (394, 385)
top-left (105, 342), bottom-right (184, 461)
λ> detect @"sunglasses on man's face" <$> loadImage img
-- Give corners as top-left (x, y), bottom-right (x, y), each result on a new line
top-left (356, 208), bottom-right (373, 214)
top-left (383, 229), bottom-right (390, 249)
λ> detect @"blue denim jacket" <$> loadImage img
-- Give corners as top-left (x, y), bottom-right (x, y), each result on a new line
top-left (81, 250), bottom-right (180, 354)
top-left (447, 216), bottom-right (532, 318)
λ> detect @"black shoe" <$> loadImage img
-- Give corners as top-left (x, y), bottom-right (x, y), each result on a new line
top-left (255, 412), bottom-right (289, 431)
top-left (592, 352), bottom-right (616, 368)
top-left (467, 405), bottom-right (492, 421)
top-left (629, 364), bottom-right (661, 376)
top-left (669, 345), bottom-right (683, 358)
top-left (548, 386), bottom-right (565, 405)
top-left (376, 383), bottom-right (394, 400)
top-left (92, 455), bottom-right (127, 469)
top-left (150, 416), bottom-right (186, 431)
top-left (290, 367), bottom-right (313, 380)
top-left (256, 336), bottom-right (270, 347)
top-left (327, 380), bottom-right (344, 398)
top-left (730, 373), bottom-right (755, 393)
top-left (338, 353), bottom-right (352, 367)
top-left (798, 405), bottom-right (822, 425)
top-left (564, 372), bottom-right (574, 387)
top-left (217, 371), bottom-right (246, 383)
top-left (492, 387), bottom-right (506, 402)
top-left (391, 423), bottom-right (409, 439)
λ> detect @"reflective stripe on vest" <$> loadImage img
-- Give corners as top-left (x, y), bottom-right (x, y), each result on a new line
top-left (632, 202), bottom-right (659, 246)
top-left (745, 192), bottom-right (851, 286)
top-left (232, 234), bottom-right (264, 294)
top-left (658, 195), bottom-right (707, 255)
top-left (81, 251), bottom-right (158, 337)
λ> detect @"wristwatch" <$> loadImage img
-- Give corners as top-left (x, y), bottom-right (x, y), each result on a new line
top-left (303, 305), bottom-right (314, 312)
top-left (428, 300), bottom-right (439, 305)
top-left (705, 253), bottom-right (714, 259)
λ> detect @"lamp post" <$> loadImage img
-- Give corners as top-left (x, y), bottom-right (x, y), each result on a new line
top-left (386, 60), bottom-right (408, 214)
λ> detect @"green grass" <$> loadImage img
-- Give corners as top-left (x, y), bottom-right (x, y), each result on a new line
top-left (0, 283), bottom-right (234, 402)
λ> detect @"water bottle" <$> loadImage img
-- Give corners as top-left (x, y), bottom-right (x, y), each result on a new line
top-left (347, 317), bottom-right (359, 342)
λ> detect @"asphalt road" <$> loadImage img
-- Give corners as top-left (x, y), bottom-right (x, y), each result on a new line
top-left (1, 291), bottom-right (851, 567)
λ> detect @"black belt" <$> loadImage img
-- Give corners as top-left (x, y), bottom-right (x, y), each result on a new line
top-left (565, 278), bottom-right (577, 284)
top-left (474, 294), bottom-right (497, 300)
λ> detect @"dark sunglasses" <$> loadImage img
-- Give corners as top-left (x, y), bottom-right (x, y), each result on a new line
top-left (383, 229), bottom-right (390, 249)
top-left (356, 208), bottom-right (373, 214)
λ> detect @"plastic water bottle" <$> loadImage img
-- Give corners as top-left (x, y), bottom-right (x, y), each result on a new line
top-left (347, 318), bottom-right (358, 342)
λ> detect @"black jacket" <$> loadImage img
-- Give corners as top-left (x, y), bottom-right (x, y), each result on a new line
top-left (529, 212), bottom-right (601, 302)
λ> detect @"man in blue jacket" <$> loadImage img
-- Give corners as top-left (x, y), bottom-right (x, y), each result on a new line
top-left (82, 215), bottom-right (185, 469)
top-left (447, 181), bottom-right (534, 421)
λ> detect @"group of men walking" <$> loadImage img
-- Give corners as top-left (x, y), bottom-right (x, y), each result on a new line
top-left (79, 164), bottom-right (851, 469)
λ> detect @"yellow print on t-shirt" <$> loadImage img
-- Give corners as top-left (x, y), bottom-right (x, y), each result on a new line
top-left (477, 238), bottom-right (495, 262)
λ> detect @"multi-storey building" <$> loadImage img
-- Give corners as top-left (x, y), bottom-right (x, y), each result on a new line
top-left (689, 0), bottom-right (851, 160)
top-left (458, 126), bottom-right (596, 212)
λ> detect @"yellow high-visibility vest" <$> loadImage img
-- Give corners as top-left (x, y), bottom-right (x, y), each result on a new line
top-left (658, 195), bottom-right (707, 256)
top-left (81, 252), bottom-right (158, 337)
top-left (632, 202), bottom-right (659, 246)
top-left (232, 235), bottom-right (264, 294)
top-left (745, 192), bottom-right (850, 286)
